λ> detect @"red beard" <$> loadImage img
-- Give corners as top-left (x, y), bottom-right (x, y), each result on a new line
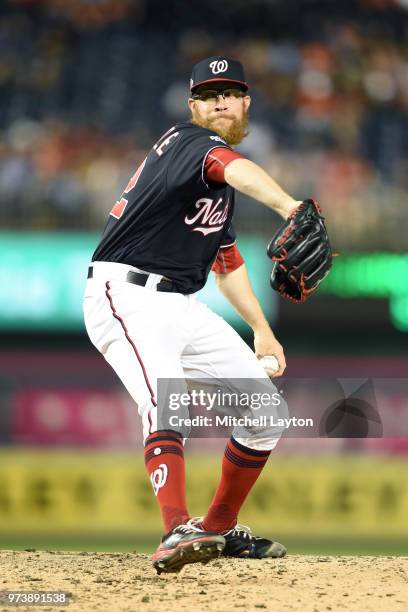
top-left (191, 109), bottom-right (249, 146)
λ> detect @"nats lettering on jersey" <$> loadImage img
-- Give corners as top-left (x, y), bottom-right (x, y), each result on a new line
top-left (185, 197), bottom-right (229, 236)
top-left (92, 122), bottom-right (237, 294)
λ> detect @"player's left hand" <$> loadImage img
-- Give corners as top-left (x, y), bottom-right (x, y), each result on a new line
top-left (253, 325), bottom-right (286, 377)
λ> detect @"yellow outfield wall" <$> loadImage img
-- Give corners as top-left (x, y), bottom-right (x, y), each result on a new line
top-left (0, 450), bottom-right (407, 537)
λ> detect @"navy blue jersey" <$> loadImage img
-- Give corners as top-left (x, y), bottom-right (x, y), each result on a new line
top-left (92, 122), bottom-right (237, 294)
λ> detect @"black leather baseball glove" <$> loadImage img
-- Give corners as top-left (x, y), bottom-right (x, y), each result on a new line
top-left (267, 199), bottom-right (334, 303)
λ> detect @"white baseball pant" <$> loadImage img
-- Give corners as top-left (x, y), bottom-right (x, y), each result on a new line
top-left (83, 261), bottom-right (285, 450)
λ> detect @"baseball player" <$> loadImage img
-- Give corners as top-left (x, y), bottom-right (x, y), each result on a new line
top-left (83, 57), bottom-right (301, 574)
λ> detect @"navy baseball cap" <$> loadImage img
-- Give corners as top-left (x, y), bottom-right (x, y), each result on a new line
top-left (190, 56), bottom-right (248, 93)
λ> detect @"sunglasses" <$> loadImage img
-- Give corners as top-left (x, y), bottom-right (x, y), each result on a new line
top-left (192, 88), bottom-right (246, 103)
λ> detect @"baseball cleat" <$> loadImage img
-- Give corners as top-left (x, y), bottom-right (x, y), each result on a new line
top-left (187, 518), bottom-right (286, 559)
top-left (220, 523), bottom-right (287, 558)
top-left (152, 524), bottom-right (226, 574)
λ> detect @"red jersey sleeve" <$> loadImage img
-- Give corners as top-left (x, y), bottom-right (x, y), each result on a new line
top-left (211, 243), bottom-right (244, 274)
top-left (204, 147), bottom-right (244, 184)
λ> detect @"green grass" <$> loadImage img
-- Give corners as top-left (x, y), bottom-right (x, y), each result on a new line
top-left (1, 535), bottom-right (407, 556)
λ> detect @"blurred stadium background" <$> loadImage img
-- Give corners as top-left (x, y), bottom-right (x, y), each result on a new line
top-left (0, 0), bottom-right (407, 555)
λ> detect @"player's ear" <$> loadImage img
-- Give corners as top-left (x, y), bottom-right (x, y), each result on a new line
top-left (244, 95), bottom-right (251, 111)
top-left (187, 98), bottom-right (196, 113)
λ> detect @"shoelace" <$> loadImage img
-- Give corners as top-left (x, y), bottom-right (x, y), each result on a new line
top-left (175, 525), bottom-right (194, 534)
top-left (224, 523), bottom-right (253, 539)
top-left (187, 517), bottom-right (254, 538)
top-left (186, 517), bottom-right (204, 530)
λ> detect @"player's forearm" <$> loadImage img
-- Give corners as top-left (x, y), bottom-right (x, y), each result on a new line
top-left (224, 158), bottom-right (301, 220)
top-left (214, 264), bottom-right (270, 333)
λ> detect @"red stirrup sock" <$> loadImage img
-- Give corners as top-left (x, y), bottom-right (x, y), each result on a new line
top-left (202, 437), bottom-right (271, 532)
top-left (144, 430), bottom-right (189, 533)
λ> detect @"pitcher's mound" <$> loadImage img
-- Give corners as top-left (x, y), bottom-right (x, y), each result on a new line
top-left (1, 551), bottom-right (407, 611)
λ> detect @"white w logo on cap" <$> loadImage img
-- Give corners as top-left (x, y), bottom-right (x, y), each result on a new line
top-left (209, 59), bottom-right (228, 74)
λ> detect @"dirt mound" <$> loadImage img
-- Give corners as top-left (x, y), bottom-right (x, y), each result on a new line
top-left (0, 551), bottom-right (407, 611)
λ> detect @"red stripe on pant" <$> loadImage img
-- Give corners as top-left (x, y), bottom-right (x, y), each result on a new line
top-left (104, 280), bottom-right (156, 432)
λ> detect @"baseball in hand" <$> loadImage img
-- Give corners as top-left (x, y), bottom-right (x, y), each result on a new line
top-left (259, 355), bottom-right (280, 376)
